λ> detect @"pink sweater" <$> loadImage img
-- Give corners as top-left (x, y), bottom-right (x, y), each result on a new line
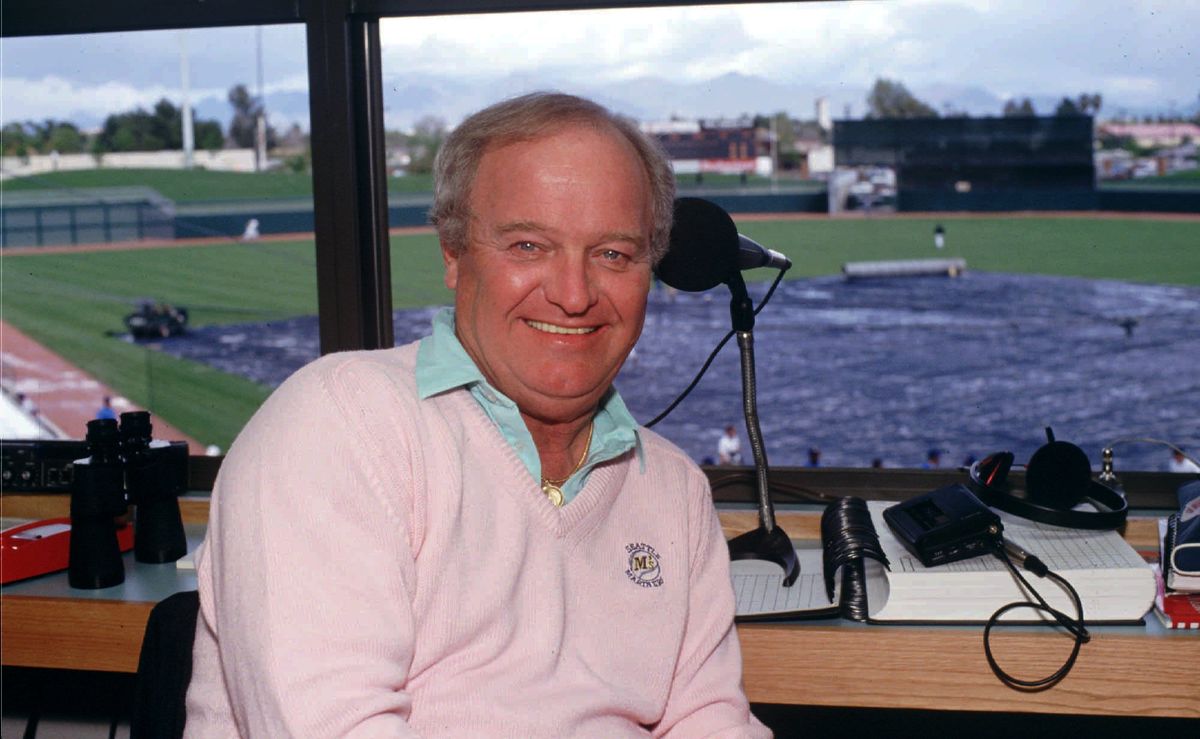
top-left (185, 343), bottom-right (768, 737)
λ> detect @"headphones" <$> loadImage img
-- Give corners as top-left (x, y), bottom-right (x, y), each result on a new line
top-left (967, 427), bottom-right (1127, 530)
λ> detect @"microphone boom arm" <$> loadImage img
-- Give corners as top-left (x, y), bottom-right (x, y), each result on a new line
top-left (724, 272), bottom-right (799, 586)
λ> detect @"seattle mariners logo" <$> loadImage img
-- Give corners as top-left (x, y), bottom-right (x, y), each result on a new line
top-left (624, 542), bottom-right (664, 588)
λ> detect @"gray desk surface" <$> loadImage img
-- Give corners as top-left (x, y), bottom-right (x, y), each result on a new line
top-left (2, 523), bottom-right (203, 602)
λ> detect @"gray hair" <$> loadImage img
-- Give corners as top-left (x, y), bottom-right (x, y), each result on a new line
top-left (429, 91), bottom-right (675, 265)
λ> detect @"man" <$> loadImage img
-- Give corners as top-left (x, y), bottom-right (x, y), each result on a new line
top-left (185, 93), bottom-right (768, 737)
top-left (806, 447), bottom-right (821, 468)
top-left (922, 448), bottom-right (942, 469)
top-left (717, 424), bottom-right (742, 465)
top-left (1168, 448), bottom-right (1200, 474)
top-left (95, 396), bottom-right (117, 421)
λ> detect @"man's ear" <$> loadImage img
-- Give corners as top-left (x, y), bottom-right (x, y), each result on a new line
top-left (441, 240), bottom-right (460, 290)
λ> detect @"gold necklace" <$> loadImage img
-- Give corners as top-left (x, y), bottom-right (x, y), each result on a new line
top-left (540, 423), bottom-right (593, 507)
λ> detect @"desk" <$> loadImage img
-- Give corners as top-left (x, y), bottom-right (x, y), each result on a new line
top-left (1, 525), bottom-right (202, 673)
top-left (724, 510), bottom-right (1198, 718)
top-left (2, 510), bottom-right (1197, 718)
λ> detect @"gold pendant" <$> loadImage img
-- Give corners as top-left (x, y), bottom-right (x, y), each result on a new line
top-left (541, 482), bottom-right (565, 507)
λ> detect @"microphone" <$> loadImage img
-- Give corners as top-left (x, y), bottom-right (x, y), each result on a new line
top-left (655, 198), bottom-right (790, 292)
top-left (651, 198), bottom-right (799, 584)
top-left (738, 234), bottom-right (792, 271)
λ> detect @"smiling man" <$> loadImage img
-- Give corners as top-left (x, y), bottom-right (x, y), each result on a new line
top-left (185, 92), bottom-right (768, 738)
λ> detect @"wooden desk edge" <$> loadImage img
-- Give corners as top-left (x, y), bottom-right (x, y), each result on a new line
top-left (2, 494), bottom-right (210, 526)
top-left (737, 622), bottom-right (1199, 718)
top-left (2, 501), bottom-right (1191, 717)
top-left (1, 595), bottom-right (154, 673)
top-left (6, 592), bottom-right (1194, 718)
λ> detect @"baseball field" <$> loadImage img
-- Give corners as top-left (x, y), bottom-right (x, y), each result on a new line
top-left (3, 171), bottom-right (1198, 448)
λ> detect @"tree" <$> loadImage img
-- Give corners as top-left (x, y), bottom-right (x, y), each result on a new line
top-left (866, 78), bottom-right (938, 119)
top-left (154, 99), bottom-right (222, 151)
top-left (1056, 92), bottom-right (1102, 117)
top-left (405, 115), bottom-right (447, 174)
top-left (1002, 98), bottom-right (1036, 117)
top-left (227, 83), bottom-right (276, 150)
top-left (770, 111), bottom-right (796, 151)
top-left (45, 122), bottom-right (85, 153)
top-left (194, 119), bottom-right (225, 151)
top-left (1078, 93), bottom-right (1103, 116)
top-left (1055, 97), bottom-right (1080, 116)
top-left (3, 122), bottom-right (34, 157)
top-left (227, 84), bottom-right (258, 148)
top-left (97, 107), bottom-right (165, 151)
top-left (3, 120), bottom-right (87, 155)
top-left (93, 99), bottom-right (223, 153)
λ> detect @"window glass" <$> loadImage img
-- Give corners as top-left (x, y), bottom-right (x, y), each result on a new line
top-left (2, 25), bottom-right (313, 456)
top-left (378, 1), bottom-right (1199, 472)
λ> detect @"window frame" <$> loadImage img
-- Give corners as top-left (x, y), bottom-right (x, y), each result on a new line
top-left (3, 0), bottom-right (782, 354)
top-left (4, 1), bottom-right (1185, 506)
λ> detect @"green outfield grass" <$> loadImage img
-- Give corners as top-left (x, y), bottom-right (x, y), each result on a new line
top-left (2, 168), bottom-right (437, 203)
top-left (3, 168), bottom-right (317, 202)
top-left (4, 167), bottom-right (824, 203)
top-left (8, 166), bottom-right (1193, 206)
top-left (2, 215), bottom-right (1196, 447)
top-left (739, 216), bottom-right (1200, 284)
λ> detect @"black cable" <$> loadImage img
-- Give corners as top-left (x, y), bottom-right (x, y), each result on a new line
top-left (645, 328), bottom-right (735, 428)
top-left (753, 267), bottom-right (788, 314)
top-left (983, 545), bottom-right (1091, 691)
top-left (645, 267), bottom-right (788, 428)
top-left (708, 470), bottom-right (838, 504)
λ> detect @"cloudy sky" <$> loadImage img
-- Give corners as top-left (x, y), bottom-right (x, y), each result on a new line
top-left (3, 0), bottom-right (1197, 131)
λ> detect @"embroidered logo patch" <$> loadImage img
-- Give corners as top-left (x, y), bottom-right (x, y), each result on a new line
top-left (624, 542), bottom-right (664, 588)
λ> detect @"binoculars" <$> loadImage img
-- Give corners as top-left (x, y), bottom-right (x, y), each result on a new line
top-left (68, 412), bottom-right (188, 589)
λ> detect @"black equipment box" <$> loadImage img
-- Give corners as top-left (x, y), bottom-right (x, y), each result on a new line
top-left (1, 438), bottom-right (188, 493)
top-left (1, 439), bottom-right (88, 492)
top-left (883, 484), bottom-right (1003, 567)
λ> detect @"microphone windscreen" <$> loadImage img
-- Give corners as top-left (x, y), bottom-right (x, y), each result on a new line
top-left (655, 197), bottom-right (740, 292)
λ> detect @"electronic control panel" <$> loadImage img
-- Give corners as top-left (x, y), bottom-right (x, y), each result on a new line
top-left (1, 439), bottom-right (89, 492)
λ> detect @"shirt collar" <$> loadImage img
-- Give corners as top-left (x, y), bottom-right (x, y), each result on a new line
top-left (416, 308), bottom-right (487, 399)
top-left (416, 307), bottom-right (644, 470)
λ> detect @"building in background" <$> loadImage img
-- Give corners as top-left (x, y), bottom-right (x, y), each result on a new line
top-left (1097, 122), bottom-right (1200, 150)
top-left (644, 118), bottom-right (770, 179)
top-left (831, 115), bottom-right (1095, 213)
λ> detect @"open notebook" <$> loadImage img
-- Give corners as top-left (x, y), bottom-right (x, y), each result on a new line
top-left (731, 498), bottom-right (1155, 624)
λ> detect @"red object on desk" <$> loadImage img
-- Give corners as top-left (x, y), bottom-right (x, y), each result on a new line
top-left (1157, 590), bottom-right (1200, 630)
top-left (1, 517), bottom-right (134, 585)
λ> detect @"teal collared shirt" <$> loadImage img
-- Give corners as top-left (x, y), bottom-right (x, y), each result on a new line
top-left (415, 308), bottom-right (642, 504)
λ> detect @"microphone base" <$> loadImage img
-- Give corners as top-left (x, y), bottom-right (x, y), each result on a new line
top-left (728, 523), bottom-right (799, 586)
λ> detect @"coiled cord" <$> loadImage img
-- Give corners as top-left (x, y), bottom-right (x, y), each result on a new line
top-left (983, 544), bottom-right (1091, 691)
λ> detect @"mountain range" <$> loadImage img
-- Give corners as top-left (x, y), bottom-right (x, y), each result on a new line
top-left (163, 71), bottom-right (1198, 134)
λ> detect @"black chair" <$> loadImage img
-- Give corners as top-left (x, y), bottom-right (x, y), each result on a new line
top-left (130, 590), bottom-right (200, 739)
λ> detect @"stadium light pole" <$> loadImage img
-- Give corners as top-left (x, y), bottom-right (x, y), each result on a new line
top-left (179, 30), bottom-right (194, 169)
top-left (255, 26), bottom-right (267, 172)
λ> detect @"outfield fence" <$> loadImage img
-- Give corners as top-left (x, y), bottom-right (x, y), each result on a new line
top-left (1, 187), bottom-right (175, 247)
top-left (1098, 186), bottom-right (1200, 213)
top-left (3, 185), bottom-right (1198, 248)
